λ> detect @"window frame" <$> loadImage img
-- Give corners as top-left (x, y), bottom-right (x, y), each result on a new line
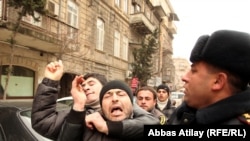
top-left (67, 1), bottom-right (78, 28)
top-left (121, 36), bottom-right (128, 60)
top-left (96, 18), bottom-right (105, 51)
top-left (114, 30), bottom-right (121, 57)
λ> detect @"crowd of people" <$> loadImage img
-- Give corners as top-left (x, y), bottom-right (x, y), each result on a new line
top-left (31, 29), bottom-right (250, 140)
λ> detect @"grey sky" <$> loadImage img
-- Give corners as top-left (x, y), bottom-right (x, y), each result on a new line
top-left (170, 0), bottom-right (250, 60)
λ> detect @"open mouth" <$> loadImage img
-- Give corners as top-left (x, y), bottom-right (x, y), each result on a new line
top-left (111, 106), bottom-right (123, 113)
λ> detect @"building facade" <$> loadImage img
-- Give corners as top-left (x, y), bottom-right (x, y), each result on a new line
top-left (172, 57), bottom-right (190, 92)
top-left (0, 0), bottom-right (178, 99)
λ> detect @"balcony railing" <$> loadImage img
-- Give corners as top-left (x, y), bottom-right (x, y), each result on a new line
top-left (0, 11), bottom-right (78, 53)
top-left (129, 12), bottom-right (156, 35)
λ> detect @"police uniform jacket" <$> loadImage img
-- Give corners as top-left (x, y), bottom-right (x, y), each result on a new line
top-left (168, 88), bottom-right (250, 125)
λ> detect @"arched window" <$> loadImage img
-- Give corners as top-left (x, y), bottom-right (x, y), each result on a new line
top-left (0, 65), bottom-right (34, 98)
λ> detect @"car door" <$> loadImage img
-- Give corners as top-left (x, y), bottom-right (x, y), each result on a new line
top-left (0, 107), bottom-right (37, 141)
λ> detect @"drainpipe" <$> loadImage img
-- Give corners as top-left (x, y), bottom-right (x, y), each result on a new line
top-left (2, 0), bottom-right (7, 20)
top-left (158, 17), bottom-right (163, 78)
top-left (57, 0), bottom-right (62, 59)
top-left (57, 0), bottom-right (62, 33)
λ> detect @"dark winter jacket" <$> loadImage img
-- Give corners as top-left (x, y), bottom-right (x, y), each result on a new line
top-left (168, 88), bottom-right (250, 125)
top-left (31, 78), bottom-right (68, 140)
top-left (150, 108), bottom-right (168, 125)
top-left (155, 98), bottom-right (176, 119)
top-left (31, 78), bottom-right (159, 140)
top-left (57, 104), bottom-right (157, 141)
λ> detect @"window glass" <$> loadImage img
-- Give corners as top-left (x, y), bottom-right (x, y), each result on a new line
top-left (115, 0), bottom-right (120, 7)
top-left (0, 66), bottom-right (34, 97)
top-left (96, 18), bottom-right (104, 50)
top-left (121, 36), bottom-right (128, 60)
top-left (114, 30), bottom-right (120, 57)
top-left (123, 0), bottom-right (128, 13)
top-left (67, 1), bottom-right (78, 28)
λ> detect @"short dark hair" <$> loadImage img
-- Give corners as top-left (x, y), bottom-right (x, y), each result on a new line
top-left (206, 63), bottom-right (248, 91)
top-left (136, 86), bottom-right (157, 100)
top-left (83, 73), bottom-right (107, 86)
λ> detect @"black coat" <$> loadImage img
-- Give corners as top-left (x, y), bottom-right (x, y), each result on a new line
top-left (155, 99), bottom-right (176, 119)
top-left (168, 89), bottom-right (250, 125)
top-left (32, 78), bottom-right (160, 140)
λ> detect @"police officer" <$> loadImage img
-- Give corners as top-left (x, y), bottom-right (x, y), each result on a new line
top-left (168, 30), bottom-right (250, 125)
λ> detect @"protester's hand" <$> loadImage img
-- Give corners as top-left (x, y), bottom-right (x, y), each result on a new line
top-left (44, 60), bottom-right (64, 81)
top-left (71, 75), bottom-right (86, 111)
top-left (85, 112), bottom-right (108, 135)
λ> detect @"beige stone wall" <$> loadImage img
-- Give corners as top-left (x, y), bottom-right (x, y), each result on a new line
top-left (0, 0), bottom-right (178, 98)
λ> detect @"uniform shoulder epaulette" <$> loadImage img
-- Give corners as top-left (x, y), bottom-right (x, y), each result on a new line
top-left (238, 113), bottom-right (250, 125)
top-left (159, 115), bottom-right (167, 125)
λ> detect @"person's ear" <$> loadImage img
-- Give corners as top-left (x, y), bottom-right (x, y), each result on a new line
top-left (212, 73), bottom-right (227, 90)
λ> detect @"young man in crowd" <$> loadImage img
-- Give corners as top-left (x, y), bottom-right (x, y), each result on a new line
top-left (168, 30), bottom-right (250, 125)
top-left (155, 84), bottom-right (176, 118)
top-left (136, 86), bottom-right (168, 125)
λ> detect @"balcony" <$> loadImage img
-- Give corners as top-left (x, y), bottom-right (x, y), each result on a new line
top-left (0, 15), bottom-right (77, 53)
top-left (129, 13), bottom-right (156, 35)
top-left (161, 18), bottom-right (177, 34)
top-left (163, 47), bottom-right (173, 55)
top-left (168, 21), bottom-right (177, 34)
top-left (149, 0), bottom-right (168, 19)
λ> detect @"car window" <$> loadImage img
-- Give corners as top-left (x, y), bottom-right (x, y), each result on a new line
top-left (171, 92), bottom-right (184, 99)
top-left (17, 102), bottom-right (71, 141)
top-left (0, 107), bottom-right (36, 141)
top-left (170, 94), bottom-right (179, 99)
top-left (170, 92), bottom-right (184, 107)
top-left (19, 109), bottom-right (54, 141)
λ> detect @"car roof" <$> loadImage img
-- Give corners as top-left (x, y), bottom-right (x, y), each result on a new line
top-left (0, 100), bottom-right (33, 110)
top-left (56, 96), bottom-right (73, 102)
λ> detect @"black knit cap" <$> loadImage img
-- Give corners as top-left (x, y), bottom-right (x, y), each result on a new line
top-left (99, 80), bottom-right (133, 106)
top-left (157, 84), bottom-right (170, 94)
top-left (190, 30), bottom-right (250, 83)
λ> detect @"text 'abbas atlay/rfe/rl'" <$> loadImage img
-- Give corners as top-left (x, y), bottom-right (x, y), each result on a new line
top-left (147, 129), bottom-right (246, 138)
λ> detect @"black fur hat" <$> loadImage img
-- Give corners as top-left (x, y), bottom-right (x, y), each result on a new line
top-left (99, 80), bottom-right (133, 106)
top-left (190, 30), bottom-right (250, 82)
